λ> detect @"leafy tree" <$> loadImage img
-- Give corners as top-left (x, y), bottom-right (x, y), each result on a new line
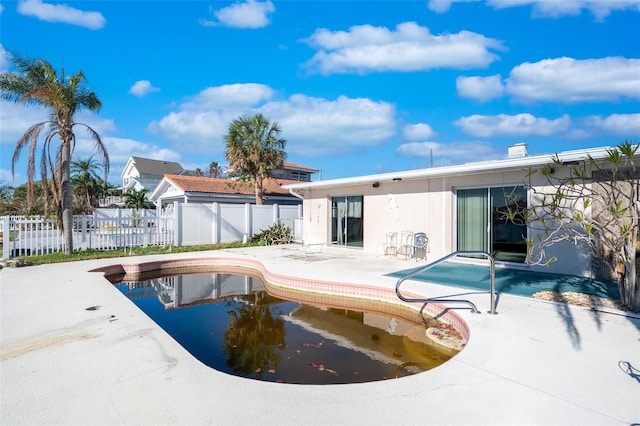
top-left (0, 54), bottom-right (108, 254)
top-left (510, 141), bottom-right (640, 312)
top-left (0, 181), bottom-right (46, 215)
top-left (124, 188), bottom-right (153, 210)
top-left (194, 168), bottom-right (203, 177)
top-left (71, 156), bottom-right (103, 213)
top-left (224, 113), bottom-right (286, 205)
top-left (208, 161), bottom-right (224, 178)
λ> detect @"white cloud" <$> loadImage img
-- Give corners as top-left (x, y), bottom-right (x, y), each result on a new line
top-left (128, 80), bottom-right (160, 97)
top-left (457, 74), bottom-right (504, 102)
top-left (487, 0), bottom-right (640, 21)
top-left (148, 84), bottom-right (396, 157)
top-left (0, 44), bottom-right (11, 73)
top-left (302, 21), bottom-right (503, 75)
top-left (455, 113), bottom-right (571, 137)
top-left (259, 94), bottom-right (396, 156)
top-left (397, 140), bottom-right (502, 164)
top-left (0, 168), bottom-right (19, 185)
top-left (506, 57), bottom-right (640, 103)
top-left (147, 83), bottom-right (276, 152)
top-left (402, 123), bottom-right (436, 140)
top-left (582, 113), bottom-right (640, 136)
top-left (0, 4), bottom-right (4, 14)
top-left (103, 137), bottom-right (182, 170)
top-left (200, 0), bottom-right (275, 29)
top-left (181, 83), bottom-right (275, 110)
top-left (427, 0), bottom-right (480, 13)
top-left (17, 0), bottom-right (106, 30)
top-left (0, 101), bottom-right (49, 147)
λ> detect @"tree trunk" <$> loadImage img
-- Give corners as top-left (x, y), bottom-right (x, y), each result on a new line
top-left (61, 139), bottom-right (74, 254)
top-left (254, 177), bottom-right (264, 205)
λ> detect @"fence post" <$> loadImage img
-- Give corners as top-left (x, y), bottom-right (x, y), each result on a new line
top-left (212, 202), bottom-right (220, 244)
top-left (81, 215), bottom-right (88, 251)
top-left (243, 203), bottom-right (251, 243)
top-left (173, 201), bottom-right (181, 247)
top-left (272, 204), bottom-right (279, 225)
top-left (2, 216), bottom-right (9, 259)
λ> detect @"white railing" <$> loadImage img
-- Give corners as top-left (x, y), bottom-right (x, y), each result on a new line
top-left (1, 202), bottom-right (303, 259)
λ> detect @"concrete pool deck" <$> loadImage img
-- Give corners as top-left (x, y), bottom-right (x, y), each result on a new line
top-left (1, 245), bottom-right (639, 425)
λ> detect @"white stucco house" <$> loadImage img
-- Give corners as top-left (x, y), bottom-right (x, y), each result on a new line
top-left (283, 144), bottom-right (637, 279)
top-left (121, 156), bottom-right (186, 194)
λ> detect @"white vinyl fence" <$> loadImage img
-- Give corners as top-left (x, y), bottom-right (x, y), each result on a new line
top-left (1, 202), bottom-right (302, 259)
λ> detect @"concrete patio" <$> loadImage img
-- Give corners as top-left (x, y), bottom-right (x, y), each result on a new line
top-left (1, 245), bottom-right (639, 425)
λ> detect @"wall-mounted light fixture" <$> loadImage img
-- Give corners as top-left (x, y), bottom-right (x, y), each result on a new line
top-left (372, 181), bottom-right (380, 188)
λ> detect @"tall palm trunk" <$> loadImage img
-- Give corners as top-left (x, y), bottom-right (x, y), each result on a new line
top-left (61, 138), bottom-right (74, 254)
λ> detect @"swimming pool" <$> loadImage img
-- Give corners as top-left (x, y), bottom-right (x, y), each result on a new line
top-left (93, 257), bottom-right (469, 385)
top-left (109, 269), bottom-right (458, 384)
top-left (388, 261), bottom-right (620, 299)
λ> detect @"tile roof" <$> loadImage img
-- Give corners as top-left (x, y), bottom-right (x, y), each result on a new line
top-left (163, 174), bottom-right (297, 196)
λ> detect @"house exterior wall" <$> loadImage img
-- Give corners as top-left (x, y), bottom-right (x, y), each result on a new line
top-left (297, 165), bottom-right (591, 278)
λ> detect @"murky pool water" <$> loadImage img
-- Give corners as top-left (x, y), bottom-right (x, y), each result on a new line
top-left (110, 269), bottom-right (457, 384)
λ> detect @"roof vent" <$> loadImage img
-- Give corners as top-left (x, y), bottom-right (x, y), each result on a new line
top-left (508, 143), bottom-right (528, 159)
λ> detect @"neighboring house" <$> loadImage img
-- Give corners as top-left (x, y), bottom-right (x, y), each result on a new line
top-left (149, 174), bottom-right (304, 210)
top-left (283, 144), bottom-right (635, 279)
top-left (121, 156), bottom-right (186, 194)
top-left (270, 162), bottom-right (319, 182)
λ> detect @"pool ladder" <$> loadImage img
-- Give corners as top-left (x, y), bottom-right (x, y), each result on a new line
top-left (395, 250), bottom-right (497, 315)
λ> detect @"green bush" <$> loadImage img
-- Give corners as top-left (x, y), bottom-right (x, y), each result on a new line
top-left (249, 223), bottom-right (292, 246)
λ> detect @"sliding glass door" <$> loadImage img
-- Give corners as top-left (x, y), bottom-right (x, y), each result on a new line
top-left (457, 186), bottom-right (527, 262)
top-left (331, 196), bottom-right (363, 247)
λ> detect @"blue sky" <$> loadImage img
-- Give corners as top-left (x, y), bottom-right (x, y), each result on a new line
top-left (1, 0), bottom-right (639, 186)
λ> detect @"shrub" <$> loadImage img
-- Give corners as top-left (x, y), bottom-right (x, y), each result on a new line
top-left (249, 223), bottom-right (292, 246)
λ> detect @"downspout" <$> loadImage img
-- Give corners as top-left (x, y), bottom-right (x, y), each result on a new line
top-left (289, 188), bottom-right (305, 201)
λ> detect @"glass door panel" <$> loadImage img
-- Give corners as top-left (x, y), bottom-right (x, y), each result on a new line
top-left (331, 196), bottom-right (363, 247)
top-left (457, 189), bottom-right (488, 252)
top-left (491, 186), bottom-right (527, 262)
top-left (457, 186), bottom-right (527, 263)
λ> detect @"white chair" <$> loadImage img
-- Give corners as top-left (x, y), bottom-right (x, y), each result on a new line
top-left (412, 232), bottom-right (428, 261)
top-left (384, 232), bottom-right (398, 256)
top-left (399, 230), bottom-right (413, 259)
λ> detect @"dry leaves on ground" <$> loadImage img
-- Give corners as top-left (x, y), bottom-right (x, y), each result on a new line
top-left (532, 291), bottom-right (624, 310)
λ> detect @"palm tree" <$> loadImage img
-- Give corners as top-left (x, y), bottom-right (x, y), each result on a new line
top-left (208, 161), bottom-right (224, 178)
top-left (224, 114), bottom-right (286, 205)
top-left (124, 188), bottom-right (152, 210)
top-left (71, 156), bottom-right (103, 213)
top-left (0, 54), bottom-right (108, 254)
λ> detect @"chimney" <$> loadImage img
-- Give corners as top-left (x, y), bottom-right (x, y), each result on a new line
top-left (508, 143), bottom-right (528, 159)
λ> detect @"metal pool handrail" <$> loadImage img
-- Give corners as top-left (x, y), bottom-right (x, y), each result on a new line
top-left (395, 250), bottom-right (497, 315)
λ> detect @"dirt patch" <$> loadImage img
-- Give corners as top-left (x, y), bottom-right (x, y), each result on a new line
top-left (1, 332), bottom-right (98, 361)
top-left (532, 291), bottom-right (625, 311)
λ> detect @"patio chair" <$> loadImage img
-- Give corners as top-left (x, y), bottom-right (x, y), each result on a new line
top-left (398, 230), bottom-right (413, 260)
top-left (412, 232), bottom-right (428, 261)
top-left (384, 231), bottom-right (398, 256)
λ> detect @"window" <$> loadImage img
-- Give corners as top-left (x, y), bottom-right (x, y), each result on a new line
top-left (456, 186), bottom-right (527, 263)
